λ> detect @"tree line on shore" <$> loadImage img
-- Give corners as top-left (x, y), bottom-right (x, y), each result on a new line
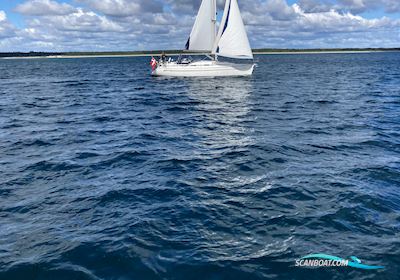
top-left (1, 48), bottom-right (399, 58)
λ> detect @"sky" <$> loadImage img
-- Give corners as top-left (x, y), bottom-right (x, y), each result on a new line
top-left (0, 0), bottom-right (399, 52)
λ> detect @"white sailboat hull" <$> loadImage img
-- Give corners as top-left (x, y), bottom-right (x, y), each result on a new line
top-left (152, 61), bottom-right (255, 77)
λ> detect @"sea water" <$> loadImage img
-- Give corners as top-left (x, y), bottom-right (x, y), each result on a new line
top-left (0, 52), bottom-right (399, 279)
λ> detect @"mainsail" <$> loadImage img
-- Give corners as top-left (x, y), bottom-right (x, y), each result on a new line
top-left (185, 0), bottom-right (217, 52)
top-left (212, 0), bottom-right (253, 59)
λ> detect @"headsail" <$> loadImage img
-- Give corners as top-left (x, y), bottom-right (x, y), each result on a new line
top-left (185, 0), bottom-right (216, 52)
top-left (212, 0), bottom-right (253, 59)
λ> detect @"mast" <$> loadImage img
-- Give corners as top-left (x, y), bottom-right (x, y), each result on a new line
top-left (212, 0), bottom-right (217, 60)
top-left (212, 0), bottom-right (217, 41)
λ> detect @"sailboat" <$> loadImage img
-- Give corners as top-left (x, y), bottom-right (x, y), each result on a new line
top-left (151, 0), bottom-right (255, 77)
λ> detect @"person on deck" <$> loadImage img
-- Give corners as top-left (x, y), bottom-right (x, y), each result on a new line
top-left (161, 51), bottom-right (167, 63)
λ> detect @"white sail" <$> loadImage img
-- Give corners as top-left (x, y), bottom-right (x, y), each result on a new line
top-left (212, 0), bottom-right (253, 59)
top-left (185, 0), bottom-right (216, 52)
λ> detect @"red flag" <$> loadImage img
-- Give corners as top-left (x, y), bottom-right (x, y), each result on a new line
top-left (150, 57), bottom-right (157, 71)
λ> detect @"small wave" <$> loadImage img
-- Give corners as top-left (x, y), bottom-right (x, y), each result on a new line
top-left (75, 152), bottom-right (100, 159)
top-left (96, 187), bottom-right (182, 206)
top-left (93, 116), bottom-right (114, 122)
top-left (25, 160), bottom-right (82, 172)
top-left (64, 82), bottom-right (89, 87)
top-left (165, 106), bottom-right (187, 112)
top-left (309, 144), bottom-right (338, 151)
top-left (313, 100), bottom-right (338, 104)
top-left (91, 150), bottom-right (150, 168)
top-left (14, 139), bottom-right (53, 147)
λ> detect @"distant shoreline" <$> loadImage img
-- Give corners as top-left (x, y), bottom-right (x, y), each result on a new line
top-left (1, 48), bottom-right (399, 60)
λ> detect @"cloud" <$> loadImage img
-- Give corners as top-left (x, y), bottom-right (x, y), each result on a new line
top-left (76, 0), bottom-right (163, 17)
top-left (298, 0), bottom-right (335, 13)
top-left (164, 0), bottom-right (225, 14)
top-left (298, 0), bottom-right (400, 14)
top-left (10, 1), bottom-right (128, 51)
top-left (242, 1), bottom-right (400, 32)
top-left (1, 0), bottom-right (400, 52)
top-left (266, 0), bottom-right (299, 20)
top-left (0, 10), bottom-right (6, 22)
top-left (27, 8), bottom-right (126, 33)
top-left (291, 4), bottom-right (397, 32)
top-left (15, 0), bottom-right (76, 16)
top-left (384, 0), bottom-right (400, 13)
top-left (241, 0), bottom-right (400, 48)
top-left (0, 11), bottom-right (17, 40)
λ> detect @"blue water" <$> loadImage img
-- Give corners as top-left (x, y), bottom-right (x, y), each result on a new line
top-left (0, 53), bottom-right (399, 280)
